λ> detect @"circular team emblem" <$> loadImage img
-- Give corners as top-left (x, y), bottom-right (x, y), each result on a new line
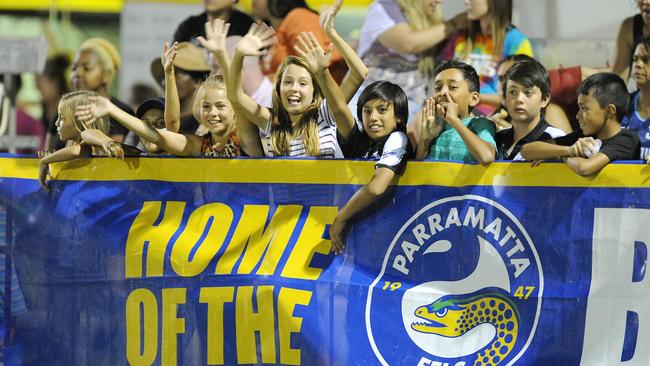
top-left (366, 195), bottom-right (543, 366)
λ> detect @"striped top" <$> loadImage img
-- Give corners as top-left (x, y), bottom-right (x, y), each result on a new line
top-left (260, 99), bottom-right (344, 158)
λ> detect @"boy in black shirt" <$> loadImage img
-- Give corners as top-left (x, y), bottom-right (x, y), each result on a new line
top-left (496, 58), bottom-right (565, 160)
top-left (330, 81), bottom-right (413, 254)
top-left (521, 73), bottom-right (640, 176)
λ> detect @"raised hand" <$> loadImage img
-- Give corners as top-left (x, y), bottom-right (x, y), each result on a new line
top-left (101, 141), bottom-right (125, 159)
top-left (197, 19), bottom-right (230, 54)
top-left (420, 97), bottom-right (443, 141)
top-left (161, 42), bottom-right (178, 74)
top-left (235, 22), bottom-right (276, 56)
top-left (437, 91), bottom-right (461, 125)
top-left (320, 0), bottom-right (343, 35)
top-left (75, 96), bottom-right (111, 127)
top-left (294, 32), bottom-right (332, 75)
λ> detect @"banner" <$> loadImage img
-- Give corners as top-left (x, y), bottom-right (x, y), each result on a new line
top-left (0, 156), bottom-right (648, 366)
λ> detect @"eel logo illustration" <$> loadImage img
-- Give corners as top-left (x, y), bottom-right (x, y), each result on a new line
top-left (366, 195), bottom-right (543, 366)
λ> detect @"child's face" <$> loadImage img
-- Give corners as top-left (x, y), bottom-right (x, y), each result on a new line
top-left (576, 91), bottom-right (607, 136)
top-left (632, 43), bottom-right (650, 88)
top-left (504, 80), bottom-right (549, 124)
top-left (361, 99), bottom-right (399, 141)
top-left (71, 50), bottom-right (106, 92)
top-left (637, 0), bottom-right (650, 24)
top-left (465, 0), bottom-right (489, 20)
top-left (432, 68), bottom-right (478, 118)
top-left (199, 88), bottom-right (236, 135)
top-left (55, 104), bottom-right (79, 141)
top-left (140, 108), bottom-right (165, 153)
top-left (279, 64), bottom-right (315, 115)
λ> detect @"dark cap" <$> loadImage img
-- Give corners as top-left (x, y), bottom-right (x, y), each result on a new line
top-left (136, 97), bottom-right (165, 119)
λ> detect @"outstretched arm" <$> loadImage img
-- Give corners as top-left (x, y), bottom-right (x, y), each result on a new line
top-left (320, 0), bottom-right (368, 102)
top-left (377, 11), bottom-right (465, 54)
top-left (75, 96), bottom-right (202, 156)
top-left (295, 32), bottom-right (356, 140)
top-left (228, 23), bottom-right (275, 128)
top-left (329, 167), bottom-right (397, 254)
top-left (162, 42), bottom-right (181, 132)
top-left (80, 128), bottom-right (126, 159)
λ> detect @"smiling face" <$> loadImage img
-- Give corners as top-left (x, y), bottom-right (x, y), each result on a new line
top-left (279, 64), bottom-right (315, 115)
top-left (71, 50), bottom-right (107, 92)
top-left (632, 42), bottom-right (650, 88)
top-left (577, 91), bottom-right (608, 136)
top-left (55, 103), bottom-right (80, 141)
top-left (361, 99), bottom-right (399, 141)
top-left (504, 80), bottom-right (549, 124)
top-left (198, 87), bottom-right (236, 135)
top-left (432, 68), bottom-right (478, 118)
top-left (465, 0), bottom-right (489, 20)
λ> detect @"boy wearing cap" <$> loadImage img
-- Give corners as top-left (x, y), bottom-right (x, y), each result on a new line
top-left (135, 97), bottom-right (166, 154)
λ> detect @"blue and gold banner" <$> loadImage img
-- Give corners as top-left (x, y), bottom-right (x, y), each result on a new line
top-left (0, 156), bottom-right (649, 365)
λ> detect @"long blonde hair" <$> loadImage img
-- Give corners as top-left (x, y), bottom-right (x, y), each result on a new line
top-left (464, 0), bottom-right (512, 58)
top-left (397, 0), bottom-right (443, 79)
top-left (58, 91), bottom-right (110, 146)
top-left (270, 56), bottom-right (324, 157)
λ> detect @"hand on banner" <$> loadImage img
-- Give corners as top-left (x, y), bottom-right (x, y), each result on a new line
top-left (329, 217), bottom-right (347, 255)
top-left (294, 32), bottom-right (333, 76)
top-left (38, 162), bottom-right (51, 191)
top-left (101, 141), bottom-right (125, 159)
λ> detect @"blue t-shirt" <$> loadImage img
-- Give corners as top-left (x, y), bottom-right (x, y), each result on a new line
top-left (622, 91), bottom-right (650, 159)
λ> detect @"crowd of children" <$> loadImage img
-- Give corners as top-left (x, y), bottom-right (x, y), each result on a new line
top-left (35, 0), bottom-right (649, 252)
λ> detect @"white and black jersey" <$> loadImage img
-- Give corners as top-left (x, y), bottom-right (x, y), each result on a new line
top-left (496, 118), bottom-right (565, 161)
top-left (260, 99), bottom-right (343, 158)
top-left (342, 122), bottom-right (412, 174)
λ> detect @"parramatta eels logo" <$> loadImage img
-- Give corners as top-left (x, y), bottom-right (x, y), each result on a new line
top-left (366, 195), bottom-right (543, 366)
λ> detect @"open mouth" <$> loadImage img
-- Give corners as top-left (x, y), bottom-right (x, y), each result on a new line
top-left (287, 95), bottom-right (301, 106)
top-left (368, 123), bottom-right (383, 132)
top-left (411, 318), bottom-right (444, 332)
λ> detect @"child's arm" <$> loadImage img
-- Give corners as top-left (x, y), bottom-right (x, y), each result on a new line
top-left (295, 32), bottom-right (356, 140)
top-left (320, 0), bottom-right (368, 103)
top-left (440, 91), bottom-right (495, 165)
top-left (520, 135), bottom-right (589, 161)
top-left (228, 23), bottom-right (275, 128)
top-left (415, 97), bottom-right (443, 159)
top-left (38, 144), bottom-right (90, 190)
top-left (80, 128), bottom-right (125, 159)
top-left (75, 96), bottom-right (201, 156)
top-left (330, 167), bottom-right (396, 254)
top-left (199, 19), bottom-right (265, 157)
top-left (565, 154), bottom-right (610, 176)
top-left (162, 42), bottom-right (181, 132)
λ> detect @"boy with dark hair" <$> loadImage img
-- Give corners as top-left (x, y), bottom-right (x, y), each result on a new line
top-left (521, 72), bottom-right (640, 176)
top-left (496, 58), bottom-right (565, 160)
top-left (416, 61), bottom-right (496, 165)
top-left (330, 80), bottom-right (412, 254)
